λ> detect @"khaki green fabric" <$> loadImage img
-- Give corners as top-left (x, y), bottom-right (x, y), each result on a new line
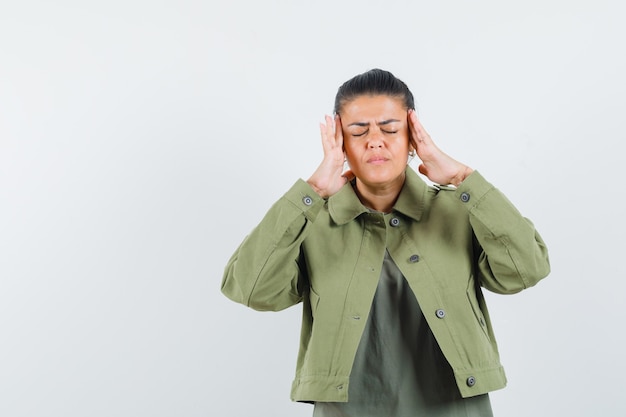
top-left (221, 168), bottom-right (550, 402)
top-left (313, 251), bottom-right (493, 416)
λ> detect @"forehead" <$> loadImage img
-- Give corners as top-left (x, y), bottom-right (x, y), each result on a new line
top-left (340, 95), bottom-right (406, 122)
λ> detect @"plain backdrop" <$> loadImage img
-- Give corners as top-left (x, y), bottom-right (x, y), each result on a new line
top-left (1, 1), bottom-right (625, 416)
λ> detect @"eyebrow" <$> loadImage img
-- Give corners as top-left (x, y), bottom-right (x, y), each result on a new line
top-left (347, 119), bottom-right (401, 127)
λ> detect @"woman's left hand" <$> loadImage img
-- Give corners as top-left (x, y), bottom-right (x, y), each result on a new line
top-left (408, 109), bottom-right (474, 186)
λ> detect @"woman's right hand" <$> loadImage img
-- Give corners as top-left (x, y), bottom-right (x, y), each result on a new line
top-left (306, 115), bottom-right (354, 198)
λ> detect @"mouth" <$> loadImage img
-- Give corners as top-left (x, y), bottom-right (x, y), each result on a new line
top-left (367, 156), bottom-right (389, 164)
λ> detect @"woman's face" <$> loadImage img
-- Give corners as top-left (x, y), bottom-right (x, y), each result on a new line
top-left (341, 95), bottom-right (411, 191)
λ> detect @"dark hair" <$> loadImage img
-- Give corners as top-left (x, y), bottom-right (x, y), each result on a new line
top-left (333, 68), bottom-right (415, 114)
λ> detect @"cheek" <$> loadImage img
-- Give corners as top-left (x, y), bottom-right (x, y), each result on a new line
top-left (400, 130), bottom-right (411, 146)
top-left (343, 150), bottom-right (356, 165)
top-left (342, 139), bottom-right (359, 155)
top-left (343, 146), bottom-right (361, 168)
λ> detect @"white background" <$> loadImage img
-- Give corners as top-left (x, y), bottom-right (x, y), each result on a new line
top-left (1, 0), bottom-right (625, 416)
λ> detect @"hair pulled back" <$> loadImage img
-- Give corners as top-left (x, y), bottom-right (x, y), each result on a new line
top-left (333, 68), bottom-right (415, 114)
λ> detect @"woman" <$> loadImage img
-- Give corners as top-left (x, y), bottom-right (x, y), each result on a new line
top-left (221, 69), bottom-right (550, 416)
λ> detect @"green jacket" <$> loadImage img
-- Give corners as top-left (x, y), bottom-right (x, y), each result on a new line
top-left (221, 168), bottom-right (550, 402)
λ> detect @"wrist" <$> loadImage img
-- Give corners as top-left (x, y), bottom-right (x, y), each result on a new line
top-left (306, 179), bottom-right (326, 198)
top-left (450, 166), bottom-right (474, 187)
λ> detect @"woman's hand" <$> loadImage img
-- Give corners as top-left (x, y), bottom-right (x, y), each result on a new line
top-left (307, 115), bottom-right (354, 198)
top-left (408, 109), bottom-right (473, 186)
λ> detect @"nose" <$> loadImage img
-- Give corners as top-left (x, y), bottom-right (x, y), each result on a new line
top-left (367, 129), bottom-right (384, 148)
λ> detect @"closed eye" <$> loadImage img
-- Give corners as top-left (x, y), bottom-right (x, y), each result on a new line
top-left (351, 129), bottom-right (397, 137)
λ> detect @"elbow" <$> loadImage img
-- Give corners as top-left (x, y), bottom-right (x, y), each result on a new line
top-left (481, 255), bottom-right (551, 295)
top-left (221, 270), bottom-right (247, 305)
top-left (246, 287), bottom-right (303, 312)
top-left (525, 255), bottom-right (551, 288)
top-left (525, 237), bottom-right (551, 287)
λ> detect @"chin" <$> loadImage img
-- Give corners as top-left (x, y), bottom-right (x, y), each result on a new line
top-left (359, 171), bottom-right (405, 187)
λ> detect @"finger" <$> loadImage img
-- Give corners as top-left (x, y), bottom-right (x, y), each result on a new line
top-left (407, 110), bottom-right (418, 151)
top-left (334, 114), bottom-right (344, 148)
top-left (319, 122), bottom-right (330, 151)
top-left (319, 115), bottom-right (335, 151)
top-left (417, 126), bottom-right (432, 145)
top-left (326, 115), bottom-right (337, 145)
top-left (410, 112), bottom-right (431, 144)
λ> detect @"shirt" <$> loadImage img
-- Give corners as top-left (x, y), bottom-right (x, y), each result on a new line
top-left (313, 251), bottom-right (493, 417)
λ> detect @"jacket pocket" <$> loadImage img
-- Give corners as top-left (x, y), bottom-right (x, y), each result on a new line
top-left (309, 287), bottom-right (320, 317)
top-left (466, 280), bottom-right (491, 342)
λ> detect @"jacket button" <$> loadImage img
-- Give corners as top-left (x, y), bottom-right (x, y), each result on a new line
top-left (409, 254), bottom-right (420, 263)
top-left (466, 376), bottom-right (476, 387)
top-left (389, 217), bottom-right (400, 227)
top-left (435, 309), bottom-right (446, 318)
top-left (460, 192), bottom-right (470, 203)
top-left (302, 196), bottom-right (313, 206)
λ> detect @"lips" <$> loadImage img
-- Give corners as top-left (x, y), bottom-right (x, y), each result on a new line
top-left (367, 155), bottom-right (389, 164)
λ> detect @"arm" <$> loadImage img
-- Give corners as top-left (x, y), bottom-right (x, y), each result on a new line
top-left (222, 115), bottom-right (349, 311)
top-left (307, 115), bottom-right (354, 197)
top-left (408, 112), bottom-right (549, 292)
top-left (408, 110), bottom-right (474, 187)
top-left (221, 180), bottom-right (324, 311)
top-left (458, 172), bottom-right (550, 294)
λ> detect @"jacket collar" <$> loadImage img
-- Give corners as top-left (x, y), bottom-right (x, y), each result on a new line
top-left (328, 167), bottom-right (429, 225)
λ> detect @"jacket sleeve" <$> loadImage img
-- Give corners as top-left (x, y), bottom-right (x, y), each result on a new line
top-left (221, 179), bottom-right (323, 311)
top-left (456, 171), bottom-right (550, 294)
